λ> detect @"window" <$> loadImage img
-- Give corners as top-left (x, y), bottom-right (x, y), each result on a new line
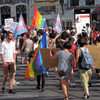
top-left (67, 21), bottom-right (69, 27)
top-left (16, 5), bottom-right (27, 24)
top-left (38, 6), bottom-right (56, 14)
top-left (70, 0), bottom-right (79, 6)
top-left (70, 21), bottom-right (72, 27)
top-left (85, 0), bottom-right (95, 5)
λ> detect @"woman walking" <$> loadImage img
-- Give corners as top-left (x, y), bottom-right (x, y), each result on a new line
top-left (50, 41), bottom-right (74, 100)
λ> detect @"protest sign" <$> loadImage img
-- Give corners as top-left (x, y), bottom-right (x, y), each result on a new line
top-left (9, 22), bottom-right (18, 33)
top-left (4, 26), bottom-right (10, 31)
top-left (40, 48), bottom-right (60, 68)
top-left (85, 45), bottom-right (100, 69)
top-left (5, 18), bottom-right (13, 26)
top-left (41, 46), bottom-right (100, 69)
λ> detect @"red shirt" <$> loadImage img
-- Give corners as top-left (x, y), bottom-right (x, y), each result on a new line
top-left (69, 44), bottom-right (77, 68)
top-left (94, 31), bottom-right (99, 45)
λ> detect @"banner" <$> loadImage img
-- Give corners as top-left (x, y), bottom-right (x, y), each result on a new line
top-left (5, 18), bottom-right (13, 27)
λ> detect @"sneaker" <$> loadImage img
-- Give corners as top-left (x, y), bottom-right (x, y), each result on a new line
top-left (9, 90), bottom-right (16, 94)
top-left (88, 82), bottom-right (92, 87)
top-left (13, 81), bottom-right (20, 86)
top-left (68, 80), bottom-right (71, 85)
top-left (70, 83), bottom-right (76, 87)
top-left (41, 88), bottom-right (44, 92)
top-left (36, 86), bottom-right (40, 90)
top-left (2, 87), bottom-right (5, 93)
top-left (83, 94), bottom-right (89, 99)
top-left (46, 73), bottom-right (49, 77)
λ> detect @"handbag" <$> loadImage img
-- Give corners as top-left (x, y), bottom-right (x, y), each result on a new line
top-left (28, 50), bottom-right (35, 57)
top-left (28, 44), bottom-right (35, 57)
top-left (58, 55), bottom-right (71, 77)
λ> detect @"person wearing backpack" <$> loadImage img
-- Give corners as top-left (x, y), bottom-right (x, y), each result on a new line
top-left (76, 38), bottom-right (95, 99)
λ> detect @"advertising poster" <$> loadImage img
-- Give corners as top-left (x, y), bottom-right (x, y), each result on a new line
top-left (74, 9), bottom-right (90, 34)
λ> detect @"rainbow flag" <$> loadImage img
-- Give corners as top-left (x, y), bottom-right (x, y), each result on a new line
top-left (30, 7), bottom-right (47, 29)
top-left (24, 31), bottom-right (47, 79)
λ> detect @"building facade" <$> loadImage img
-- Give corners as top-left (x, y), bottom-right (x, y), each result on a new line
top-left (0, 0), bottom-right (28, 25)
top-left (0, 0), bottom-right (100, 29)
top-left (60, 0), bottom-right (100, 28)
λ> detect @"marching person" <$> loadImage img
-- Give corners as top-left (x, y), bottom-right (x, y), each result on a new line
top-left (50, 41), bottom-right (74, 100)
top-left (0, 31), bottom-right (16, 94)
top-left (20, 34), bottom-right (33, 64)
top-left (76, 38), bottom-right (95, 99)
top-left (19, 33), bottom-right (25, 64)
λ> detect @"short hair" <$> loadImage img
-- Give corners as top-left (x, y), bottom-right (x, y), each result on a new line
top-left (86, 23), bottom-right (89, 26)
top-left (82, 32), bottom-right (87, 37)
top-left (49, 33), bottom-right (56, 39)
top-left (68, 37), bottom-right (75, 44)
top-left (97, 35), bottom-right (100, 42)
top-left (26, 34), bottom-right (30, 38)
top-left (33, 36), bottom-right (38, 42)
top-left (6, 31), bottom-right (12, 36)
top-left (21, 33), bottom-right (25, 37)
top-left (78, 38), bottom-right (86, 47)
top-left (38, 29), bottom-right (44, 35)
top-left (61, 32), bottom-right (69, 40)
top-left (94, 28), bottom-right (98, 31)
top-left (63, 41), bottom-right (72, 49)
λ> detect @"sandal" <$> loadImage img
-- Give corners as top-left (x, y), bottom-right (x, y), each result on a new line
top-left (64, 96), bottom-right (69, 100)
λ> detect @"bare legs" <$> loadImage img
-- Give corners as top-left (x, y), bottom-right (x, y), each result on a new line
top-left (60, 78), bottom-right (69, 100)
top-left (70, 68), bottom-right (75, 83)
top-left (54, 67), bottom-right (57, 78)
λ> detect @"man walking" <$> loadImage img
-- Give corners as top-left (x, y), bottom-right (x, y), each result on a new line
top-left (0, 31), bottom-right (16, 94)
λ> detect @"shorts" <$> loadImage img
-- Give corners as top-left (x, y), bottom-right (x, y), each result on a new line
top-left (3, 62), bottom-right (15, 75)
top-left (79, 69), bottom-right (90, 87)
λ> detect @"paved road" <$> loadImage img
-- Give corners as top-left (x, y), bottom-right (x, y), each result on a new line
top-left (0, 56), bottom-right (100, 100)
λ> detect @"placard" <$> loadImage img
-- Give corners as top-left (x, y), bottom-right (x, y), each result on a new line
top-left (40, 48), bottom-right (60, 68)
top-left (85, 45), bottom-right (100, 69)
top-left (40, 46), bottom-right (100, 69)
top-left (5, 18), bottom-right (13, 26)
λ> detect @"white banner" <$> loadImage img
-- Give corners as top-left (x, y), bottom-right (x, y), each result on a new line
top-left (4, 26), bottom-right (10, 31)
top-left (5, 18), bottom-right (13, 26)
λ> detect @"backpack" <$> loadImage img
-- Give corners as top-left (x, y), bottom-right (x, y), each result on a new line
top-left (80, 47), bottom-right (93, 70)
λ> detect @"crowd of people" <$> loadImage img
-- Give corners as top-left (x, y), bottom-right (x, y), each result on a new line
top-left (0, 23), bottom-right (99, 100)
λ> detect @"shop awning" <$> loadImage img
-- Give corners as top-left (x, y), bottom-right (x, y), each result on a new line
top-left (61, 10), bottom-right (72, 20)
top-left (92, 7), bottom-right (100, 14)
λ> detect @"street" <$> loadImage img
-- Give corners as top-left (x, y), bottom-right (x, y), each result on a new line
top-left (0, 55), bottom-right (100, 100)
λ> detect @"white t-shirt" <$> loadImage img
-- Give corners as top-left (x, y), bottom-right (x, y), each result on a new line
top-left (0, 40), bottom-right (16, 62)
top-left (86, 27), bottom-right (91, 37)
top-left (34, 43), bottom-right (38, 51)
